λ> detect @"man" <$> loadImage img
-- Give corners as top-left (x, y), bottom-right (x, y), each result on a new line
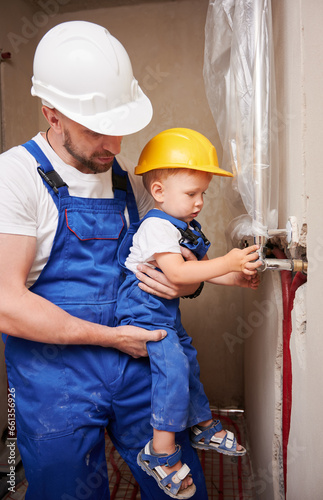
top-left (0, 21), bottom-right (208, 499)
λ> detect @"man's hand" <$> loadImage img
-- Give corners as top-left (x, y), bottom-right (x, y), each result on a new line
top-left (136, 264), bottom-right (200, 299)
top-left (112, 325), bottom-right (167, 358)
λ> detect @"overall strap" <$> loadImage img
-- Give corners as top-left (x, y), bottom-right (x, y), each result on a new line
top-left (22, 140), bottom-right (69, 201)
top-left (143, 209), bottom-right (210, 248)
top-left (112, 158), bottom-right (139, 224)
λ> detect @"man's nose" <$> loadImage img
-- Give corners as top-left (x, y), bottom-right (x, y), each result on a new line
top-left (103, 136), bottom-right (122, 154)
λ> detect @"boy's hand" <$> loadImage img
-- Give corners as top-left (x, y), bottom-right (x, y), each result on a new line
top-left (232, 271), bottom-right (261, 289)
top-left (226, 245), bottom-right (261, 275)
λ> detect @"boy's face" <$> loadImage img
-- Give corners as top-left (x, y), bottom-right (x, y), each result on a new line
top-left (156, 169), bottom-right (213, 223)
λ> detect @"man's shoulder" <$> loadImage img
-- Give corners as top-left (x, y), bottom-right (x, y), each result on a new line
top-left (0, 142), bottom-right (38, 175)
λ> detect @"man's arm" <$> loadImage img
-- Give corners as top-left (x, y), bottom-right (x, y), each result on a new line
top-left (0, 233), bottom-right (166, 358)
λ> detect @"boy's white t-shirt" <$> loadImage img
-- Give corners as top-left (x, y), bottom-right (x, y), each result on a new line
top-left (125, 217), bottom-right (183, 274)
top-left (0, 132), bottom-right (153, 288)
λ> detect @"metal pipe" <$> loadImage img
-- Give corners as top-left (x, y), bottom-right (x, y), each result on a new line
top-left (253, 0), bottom-right (271, 254)
top-left (260, 258), bottom-right (308, 274)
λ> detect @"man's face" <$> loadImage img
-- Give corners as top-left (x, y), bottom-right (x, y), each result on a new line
top-left (60, 116), bottom-right (123, 174)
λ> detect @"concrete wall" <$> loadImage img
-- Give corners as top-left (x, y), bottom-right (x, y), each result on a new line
top-left (244, 1), bottom-right (323, 498)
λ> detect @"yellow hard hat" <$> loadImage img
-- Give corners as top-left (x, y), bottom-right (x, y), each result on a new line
top-left (135, 128), bottom-right (233, 177)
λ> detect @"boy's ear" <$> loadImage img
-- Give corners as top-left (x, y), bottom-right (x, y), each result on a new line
top-left (150, 181), bottom-right (164, 202)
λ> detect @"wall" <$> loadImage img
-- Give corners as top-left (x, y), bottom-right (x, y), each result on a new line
top-left (244, 0), bottom-right (323, 498)
top-left (0, 1), bottom-right (40, 150)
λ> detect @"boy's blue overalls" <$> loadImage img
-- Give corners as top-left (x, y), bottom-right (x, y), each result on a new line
top-left (3, 143), bottom-right (208, 500)
top-left (116, 209), bottom-right (213, 433)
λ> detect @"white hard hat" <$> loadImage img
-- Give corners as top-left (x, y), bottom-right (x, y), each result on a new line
top-left (31, 21), bottom-right (153, 136)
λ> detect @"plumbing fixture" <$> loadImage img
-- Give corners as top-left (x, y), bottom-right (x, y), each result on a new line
top-left (259, 258), bottom-right (307, 274)
top-left (255, 217), bottom-right (307, 273)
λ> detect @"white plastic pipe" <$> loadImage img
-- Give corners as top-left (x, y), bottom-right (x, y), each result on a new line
top-left (253, 0), bottom-right (271, 254)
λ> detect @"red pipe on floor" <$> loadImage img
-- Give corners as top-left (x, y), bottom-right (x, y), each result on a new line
top-left (272, 248), bottom-right (307, 498)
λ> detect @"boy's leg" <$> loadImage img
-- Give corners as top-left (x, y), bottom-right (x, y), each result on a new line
top-left (108, 353), bottom-right (208, 500)
top-left (176, 319), bottom-right (246, 455)
top-left (117, 281), bottom-right (191, 432)
top-left (175, 316), bottom-right (213, 427)
top-left (147, 325), bottom-right (191, 432)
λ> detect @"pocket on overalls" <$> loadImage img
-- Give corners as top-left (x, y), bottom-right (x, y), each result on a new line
top-left (65, 209), bottom-right (125, 240)
top-left (64, 209), bottom-right (125, 319)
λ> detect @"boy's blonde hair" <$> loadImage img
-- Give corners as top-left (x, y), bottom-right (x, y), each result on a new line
top-left (142, 168), bottom-right (212, 195)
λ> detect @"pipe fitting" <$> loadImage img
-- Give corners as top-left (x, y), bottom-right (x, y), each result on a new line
top-left (260, 258), bottom-right (308, 274)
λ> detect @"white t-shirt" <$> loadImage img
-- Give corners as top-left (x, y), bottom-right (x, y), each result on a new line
top-left (125, 217), bottom-right (182, 274)
top-left (0, 133), bottom-right (153, 288)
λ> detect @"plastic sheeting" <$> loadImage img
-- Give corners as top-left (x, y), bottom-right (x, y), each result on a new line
top-left (204, 0), bottom-right (278, 243)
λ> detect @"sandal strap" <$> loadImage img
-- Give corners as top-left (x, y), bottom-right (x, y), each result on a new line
top-left (160, 464), bottom-right (191, 495)
top-left (141, 441), bottom-right (182, 468)
top-left (191, 419), bottom-right (223, 445)
top-left (219, 430), bottom-right (237, 451)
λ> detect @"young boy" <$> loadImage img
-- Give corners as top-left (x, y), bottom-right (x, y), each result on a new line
top-left (115, 128), bottom-right (260, 499)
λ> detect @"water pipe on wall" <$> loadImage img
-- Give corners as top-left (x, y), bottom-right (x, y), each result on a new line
top-left (252, 0), bottom-right (270, 258)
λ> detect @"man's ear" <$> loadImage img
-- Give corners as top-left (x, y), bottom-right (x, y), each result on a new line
top-left (150, 181), bottom-right (164, 202)
top-left (41, 106), bottom-right (62, 133)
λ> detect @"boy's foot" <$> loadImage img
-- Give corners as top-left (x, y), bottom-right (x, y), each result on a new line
top-left (191, 419), bottom-right (246, 456)
top-left (137, 440), bottom-right (196, 499)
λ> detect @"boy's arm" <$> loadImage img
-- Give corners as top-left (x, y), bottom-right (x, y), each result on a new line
top-left (209, 271), bottom-right (260, 289)
top-left (154, 245), bottom-right (261, 285)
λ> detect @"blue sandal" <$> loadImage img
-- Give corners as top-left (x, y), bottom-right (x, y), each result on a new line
top-left (137, 439), bottom-right (196, 499)
top-left (191, 419), bottom-right (246, 456)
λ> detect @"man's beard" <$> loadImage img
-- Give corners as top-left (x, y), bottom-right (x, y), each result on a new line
top-left (63, 129), bottom-right (114, 174)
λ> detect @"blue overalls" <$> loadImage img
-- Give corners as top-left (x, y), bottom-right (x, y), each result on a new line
top-left (116, 209), bottom-right (213, 433)
top-left (3, 143), bottom-right (208, 500)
